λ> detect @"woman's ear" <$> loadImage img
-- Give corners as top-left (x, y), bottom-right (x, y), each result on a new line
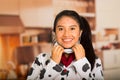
top-left (80, 30), bottom-right (83, 37)
top-left (79, 30), bottom-right (83, 43)
top-left (52, 31), bottom-right (56, 44)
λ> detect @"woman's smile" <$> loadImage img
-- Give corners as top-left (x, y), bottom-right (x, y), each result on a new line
top-left (62, 38), bottom-right (73, 42)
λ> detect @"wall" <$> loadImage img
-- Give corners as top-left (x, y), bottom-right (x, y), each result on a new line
top-left (96, 0), bottom-right (120, 29)
top-left (0, 0), bottom-right (54, 28)
top-left (1, 0), bottom-right (120, 29)
top-left (0, 0), bottom-right (19, 15)
top-left (19, 0), bottom-right (54, 28)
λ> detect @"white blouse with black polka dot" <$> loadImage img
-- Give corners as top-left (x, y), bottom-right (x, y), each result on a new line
top-left (27, 53), bottom-right (104, 80)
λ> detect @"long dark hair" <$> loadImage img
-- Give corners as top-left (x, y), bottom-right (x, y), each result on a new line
top-left (53, 10), bottom-right (96, 70)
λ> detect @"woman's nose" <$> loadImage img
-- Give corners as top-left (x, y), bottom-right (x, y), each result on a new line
top-left (64, 29), bottom-right (70, 36)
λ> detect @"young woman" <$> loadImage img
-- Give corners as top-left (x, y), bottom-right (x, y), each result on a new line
top-left (27, 10), bottom-right (104, 80)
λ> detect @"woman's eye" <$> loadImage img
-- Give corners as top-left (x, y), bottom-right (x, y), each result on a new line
top-left (71, 27), bottom-right (75, 30)
top-left (58, 28), bottom-right (63, 31)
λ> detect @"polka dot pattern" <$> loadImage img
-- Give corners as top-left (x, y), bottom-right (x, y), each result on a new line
top-left (27, 53), bottom-right (104, 80)
top-left (27, 67), bottom-right (34, 76)
top-left (53, 65), bottom-right (62, 72)
top-left (45, 59), bottom-right (50, 65)
top-left (82, 63), bottom-right (90, 72)
top-left (40, 68), bottom-right (46, 79)
top-left (34, 57), bottom-right (40, 66)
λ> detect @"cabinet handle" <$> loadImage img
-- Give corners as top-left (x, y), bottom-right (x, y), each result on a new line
top-left (114, 54), bottom-right (117, 64)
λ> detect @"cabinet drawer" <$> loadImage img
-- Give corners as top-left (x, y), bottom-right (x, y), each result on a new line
top-left (103, 49), bottom-right (120, 69)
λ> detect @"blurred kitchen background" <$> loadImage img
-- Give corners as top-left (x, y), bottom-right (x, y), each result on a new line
top-left (0, 0), bottom-right (120, 80)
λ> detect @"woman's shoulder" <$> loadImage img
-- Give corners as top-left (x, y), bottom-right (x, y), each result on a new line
top-left (36, 52), bottom-right (51, 59)
top-left (94, 57), bottom-right (103, 69)
top-left (32, 53), bottom-right (51, 66)
top-left (95, 57), bottom-right (102, 64)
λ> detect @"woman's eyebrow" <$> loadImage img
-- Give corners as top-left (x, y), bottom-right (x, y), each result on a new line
top-left (69, 25), bottom-right (77, 27)
top-left (56, 25), bottom-right (63, 28)
top-left (56, 25), bottom-right (77, 28)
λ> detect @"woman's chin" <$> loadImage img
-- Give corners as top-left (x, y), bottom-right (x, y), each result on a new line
top-left (63, 45), bottom-right (73, 49)
top-left (60, 43), bottom-right (75, 48)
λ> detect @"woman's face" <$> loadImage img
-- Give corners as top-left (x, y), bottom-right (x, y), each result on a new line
top-left (55, 16), bottom-right (81, 48)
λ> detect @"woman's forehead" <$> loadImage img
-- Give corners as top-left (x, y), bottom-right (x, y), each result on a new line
top-left (57, 16), bottom-right (79, 24)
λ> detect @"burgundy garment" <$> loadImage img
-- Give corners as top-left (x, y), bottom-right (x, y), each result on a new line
top-left (60, 53), bottom-right (75, 67)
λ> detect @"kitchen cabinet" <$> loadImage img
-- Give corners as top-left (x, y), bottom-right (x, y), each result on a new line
top-left (20, 28), bottom-right (52, 45)
top-left (103, 49), bottom-right (120, 80)
top-left (19, 0), bottom-right (54, 27)
top-left (0, 34), bottom-right (20, 70)
top-left (103, 49), bottom-right (120, 69)
top-left (96, 0), bottom-right (120, 29)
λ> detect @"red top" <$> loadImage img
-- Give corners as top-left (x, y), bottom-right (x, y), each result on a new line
top-left (60, 53), bottom-right (75, 67)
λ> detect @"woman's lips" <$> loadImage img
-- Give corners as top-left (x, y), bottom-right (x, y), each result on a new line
top-left (62, 38), bottom-right (73, 42)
